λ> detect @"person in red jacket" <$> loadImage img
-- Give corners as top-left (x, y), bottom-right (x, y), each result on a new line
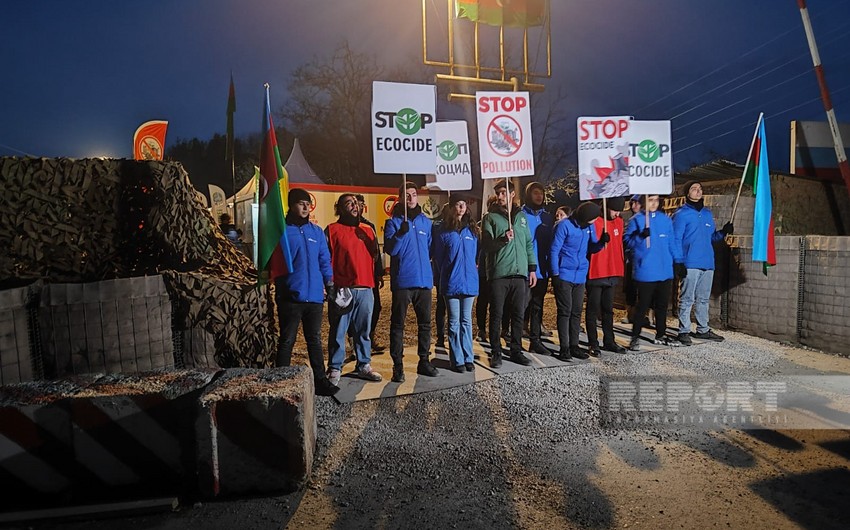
top-left (586, 196), bottom-right (627, 355)
top-left (324, 193), bottom-right (382, 384)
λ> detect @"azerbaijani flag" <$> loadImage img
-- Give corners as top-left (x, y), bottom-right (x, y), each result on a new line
top-left (256, 84), bottom-right (292, 281)
top-left (742, 116), bottom-right (776, 275)
top-left (456, 0), bottom-right (546, 28)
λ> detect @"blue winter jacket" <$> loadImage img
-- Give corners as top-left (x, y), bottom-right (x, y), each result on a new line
top-left (281, 219), bottom-right (333, 303)
top-left (672, 202), bottom-right (725, 270)
top-left (522, 204), bottom-right (553, 279)
top-left (624, 211), bottom-right (682, 282)
top-left (433, 224), bottom-right (479, 297)
top-left (384, 206), bottom-right (434, 290)
top-left (549, 218), bottom-right (604, 284)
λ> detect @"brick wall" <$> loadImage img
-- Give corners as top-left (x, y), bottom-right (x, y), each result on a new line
top-left (800, 236), bottom-right (850, 353)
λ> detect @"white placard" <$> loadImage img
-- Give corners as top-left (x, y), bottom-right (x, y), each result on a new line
top-left (371, 81), bottom-right (437, 174)
top-left (476, 91), bottom-right (534, 179)
top-left (625, 120), bottom-right (673, 196)
top-left (425, 121), bottom-right (473, 191)
top-left (577, 116), bottom-right (632, 199)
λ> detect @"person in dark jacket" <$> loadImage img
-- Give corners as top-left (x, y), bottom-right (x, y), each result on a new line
top-left (672, 181), bottom-right (733, 345)
top-left (586, 196), bottom-right (627, 355)
top-left (550, 201), bottom-right (607, 361)
top-left (431, 203), bottom-right (450, 350)
top-left (481, 181), bottom-right (537, 368)
top-left (433, 195), bottom-right (479, 372)
top-left (275, 188), bottom-right (339, 396)
top-left (624, 195), bottom-right (684, 351)
top-left (521, 181), bottom-right (554, 355)
top-left (384, 182), bottom-right (439, 383)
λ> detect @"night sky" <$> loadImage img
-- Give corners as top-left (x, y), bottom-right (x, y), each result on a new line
top-left (3, 0), bottom-right (850, 173)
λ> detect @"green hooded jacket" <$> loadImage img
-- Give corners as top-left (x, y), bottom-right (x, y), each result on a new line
top-left (481, 203), bottom-right (536, 281)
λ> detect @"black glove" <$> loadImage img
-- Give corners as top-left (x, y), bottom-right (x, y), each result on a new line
top-left (674, 263), bottom-right (688, 278)
top-left (397, 221), bottom-right (410, 236)
top-left (599, 232), bottom-right (610, 245)
top-left (325, 282), bottom-right (336, 301)
top-left (721, 222), bottom-right (734, 235)
top-left (639, 227), bottom-right (651, 239)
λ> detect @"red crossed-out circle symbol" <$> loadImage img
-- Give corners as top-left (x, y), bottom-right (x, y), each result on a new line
top-left (486, 115), bottom-right (523, 157)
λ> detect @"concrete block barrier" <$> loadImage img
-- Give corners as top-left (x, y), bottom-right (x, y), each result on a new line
top-left (196, 367), bottom-right (316, 497)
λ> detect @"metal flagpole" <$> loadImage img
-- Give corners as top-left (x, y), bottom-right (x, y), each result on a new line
top-left (403, 174), bottom-right (408, 221)
top-left (506, 176), bottom-right (512, 230)
top-left (731, 112), bottom-right (764, 224)
top-left (602, 197), bottom-right (608, 235)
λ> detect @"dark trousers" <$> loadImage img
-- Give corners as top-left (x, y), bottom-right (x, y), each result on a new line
top-left (632, 280), bottom-right (672, 339)
top-left (475, 267), bottom-right (489, 336)
top-left (390, 288), bottom-right (432, 364)
top-left (371, 285), bottom-right (381, 341)
top-left (489, 277), bottom-right (529, 356)
top-left (586, 277), bottom-right (619, 347)
top-left (624, 260), bottom-right (637, 307)
top-left (525, 277), bottom-right (548, 345)
top-left (435, 292), bottom-right (446, 341)
top-left (553, 277), bottom-right (585, 353)
top-left (276, 300), bottom-right (326, 381)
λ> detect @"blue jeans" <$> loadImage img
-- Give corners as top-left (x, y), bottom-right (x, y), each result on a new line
top-left (446, 296), bottom-right (475, 366)
top-left (678, 269), bottom-right (714, 334)
top-left (328, 288), bottom-right (373, 371)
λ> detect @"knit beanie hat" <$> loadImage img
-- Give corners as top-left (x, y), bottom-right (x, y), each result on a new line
top-left (681, 180), bottom-right (701, 197)
top-left (525, 181), bottom-right (545, 197)
top-left (607, 196), bottom-right (626, 212)
top-left (288, 188), bottom-right (311, 208)
top-left (573, 201), bottom-right (602, 226)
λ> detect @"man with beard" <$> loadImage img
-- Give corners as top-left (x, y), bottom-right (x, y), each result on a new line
top-left (384, 182), bottom-right (440, 383)
top-left (481, 181), bottom-right (537, 368)
top-left (324, 193), bottom-right (382, 383)
top-left (521, 181), bottom-right (553, 356)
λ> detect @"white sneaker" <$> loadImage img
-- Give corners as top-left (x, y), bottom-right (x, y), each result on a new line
top-left (327, 369), bottom-right (341, 386)
top-left (356, 363), bottom-right (382, 382)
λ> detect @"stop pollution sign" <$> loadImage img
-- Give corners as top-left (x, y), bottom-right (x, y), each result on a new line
top-left (476, 91), bottom-right (534, 179)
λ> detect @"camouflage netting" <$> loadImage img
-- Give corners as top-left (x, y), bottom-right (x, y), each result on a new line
top-left (0, 157), bottom-right (277, 368)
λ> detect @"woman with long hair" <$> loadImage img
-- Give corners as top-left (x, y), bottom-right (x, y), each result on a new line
top-left (434, 195), bottom-right (480, 372)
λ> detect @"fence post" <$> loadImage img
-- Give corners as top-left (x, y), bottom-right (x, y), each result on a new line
top-left (796, 236), bottom-right (807, 343)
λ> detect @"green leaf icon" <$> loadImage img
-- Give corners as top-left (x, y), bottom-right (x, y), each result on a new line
top-left (395, 108), bottom-right (421, 136)
top-left (438, 140), bottom-right (458, 161)
top-left (637, 140), bottom-right (660, 163)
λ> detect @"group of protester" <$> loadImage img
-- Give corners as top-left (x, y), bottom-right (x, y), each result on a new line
top-left (272, 179), bottom-right (732, 397)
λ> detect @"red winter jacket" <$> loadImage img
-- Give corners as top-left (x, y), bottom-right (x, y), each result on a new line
top-left (325, 221), bottom-right (377, 288)
top-left (588, 216), bottom-right (624, 280)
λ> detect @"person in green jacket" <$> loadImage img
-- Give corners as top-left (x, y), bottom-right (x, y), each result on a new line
top-left (481, 181), bottom-right (537, 368)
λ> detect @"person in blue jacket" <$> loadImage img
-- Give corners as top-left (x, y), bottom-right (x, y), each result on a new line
top-left (624, 194), bottom-right (684, 351)
top-left (274, 188), bottom-right (339, 397)
top-left (433, 194), bottom-right (479, 373)
top-left (549, 201), bottom-right (608, 361)
top-left (672, 181), bottom-right (733, 345)
top-left (384, 181), bottom-right (439, 383)
top-left (522, 181), bottom-right (554, 355)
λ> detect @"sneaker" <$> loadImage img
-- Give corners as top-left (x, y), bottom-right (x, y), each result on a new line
top-left (556, 351), bottom-right (572, 362)
top-left (465, 362), bottom-right (475, 372)
top-left (476, 331), bottom-right (487, 342)
top-left (588, 345), bottom-right (601, 357)
top-left (693, 330), bottom-right (725, 342)
top-left (602, 343), bottom-right (627, 354)
top-left (510, 352), bottom-right (532, 366)
top-left (540, 326), bottom-right (554, 338)
top-left (315, 378), bottom-right (340, 397)
top-left (628, 337), bottom-right (641, 351)
top-left (653, 336), bottom-right (682, 347)
top-left (391, 364), bottom-right (405, 383)
top-left (677, 333), bottom-right (693, 346)
top-left (435, 337), bottom-right (446, 350)
top-left (530, 342), bottom-right (552, 356)
top-left (327, 368), bottom-right (341, 386)
top-left (372, 343), bottom-right (387, 354)
top-left (451, 364), bottom-right (465, 373)
top-left (570, 346), bottom-right (589, 360)
top-left (417, 359), bottom-right (439, 377)
top-left (490, 352), bottom-right (503, 368)
top-left (356, 364), bottom-right (382, 382)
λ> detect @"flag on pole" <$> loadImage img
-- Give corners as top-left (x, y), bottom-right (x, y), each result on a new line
top-left (226, 74), bottom-right (236, 160)
top-left (742, 117), bottom-right (776, 274)
top-left (256, 84), bottom-right (292, 281)
top-left (133, 120), bottom-right (168, 160)
top-left (455, 0), bottom-right (546, 28)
